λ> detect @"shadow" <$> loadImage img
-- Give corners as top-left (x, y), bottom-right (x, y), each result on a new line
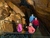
top-left (12, 20), bottom-right (17, 32)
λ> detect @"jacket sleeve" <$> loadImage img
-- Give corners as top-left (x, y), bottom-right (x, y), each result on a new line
top-left (32, 27), bottom-right (35, 33)
top-left (19, 25), bottom-right (22, 31)
top-left (17, 24), bottom-right (22, 32)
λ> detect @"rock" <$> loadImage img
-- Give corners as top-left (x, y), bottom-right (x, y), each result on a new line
top-left (21, 18), bottom-right (26, 27)
top-left (0, 1), bottom-right (26, 34)
top-left (0, 2), bottom-right (3, 7)
top-left (0, 20), bottom-right (13, 34)
top-left (6, 1), bottom-right (25, 17)
top-left (0, 2), bottom-right (10, 20)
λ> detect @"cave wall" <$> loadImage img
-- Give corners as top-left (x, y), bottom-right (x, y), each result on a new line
top-left (9, 0), bottom-right (50, 33)
top-left (28, 0), bottom-right (50, 33)
top-left (1, 0), bottom-right (50, 33)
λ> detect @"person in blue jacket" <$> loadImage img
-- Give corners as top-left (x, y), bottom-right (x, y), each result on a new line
top-left (29, 14), bottom-right (35, 22)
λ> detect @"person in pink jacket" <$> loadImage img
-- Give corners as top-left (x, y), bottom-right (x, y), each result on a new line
top-left (17, 24), bottom-right (23, 32)
top-left (16, 20), bottom-right (23, 33)
top-left (26, 23), bottom-right (35, 38)
top-left (26, 23), bottom-right (35, 34)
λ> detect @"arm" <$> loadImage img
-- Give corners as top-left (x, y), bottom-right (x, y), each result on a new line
top-left (32, 27), bottom-right (35, 33)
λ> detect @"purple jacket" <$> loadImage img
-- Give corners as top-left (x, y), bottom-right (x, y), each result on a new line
top-left (17, 24), bottom-right (23, 32)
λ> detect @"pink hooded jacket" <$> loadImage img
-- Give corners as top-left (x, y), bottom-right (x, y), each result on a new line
top-left (28, 26), bottom-right (35, 34)
top-left (17, 24), bottom-right (22, 32)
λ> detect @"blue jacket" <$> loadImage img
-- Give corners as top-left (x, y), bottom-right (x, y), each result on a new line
top-left (29, 15), bottom-right (35, 22)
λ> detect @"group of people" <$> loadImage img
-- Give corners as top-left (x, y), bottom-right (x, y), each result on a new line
top-left (16, 14), bottom-right (39, 34)
top-left (28, 14), bottom-right (39, 34)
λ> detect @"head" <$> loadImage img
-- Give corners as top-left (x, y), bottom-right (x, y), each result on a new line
top-left (16, 20), bottom-right (20, 23)
top-left (29, 23), bottom-right (32, 26)
top-left (35, 18), bottom-right (37, 20)
top-left (31, 14), bottom-right (34, 16)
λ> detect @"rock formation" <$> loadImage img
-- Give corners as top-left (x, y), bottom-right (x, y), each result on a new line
top-left (0, 0), bottom-right (26, 34)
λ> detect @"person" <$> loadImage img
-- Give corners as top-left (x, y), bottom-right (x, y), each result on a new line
top-left (32, 17), bottom-right (39, 30)
top-left (26, 23), bottom-right (35, 38)
top-left (16, 20), bottom-right (23, 33)
top-left (27, 23), bottom-right (35, 34)
top-left (29, 14), bottom-right (35, 22)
